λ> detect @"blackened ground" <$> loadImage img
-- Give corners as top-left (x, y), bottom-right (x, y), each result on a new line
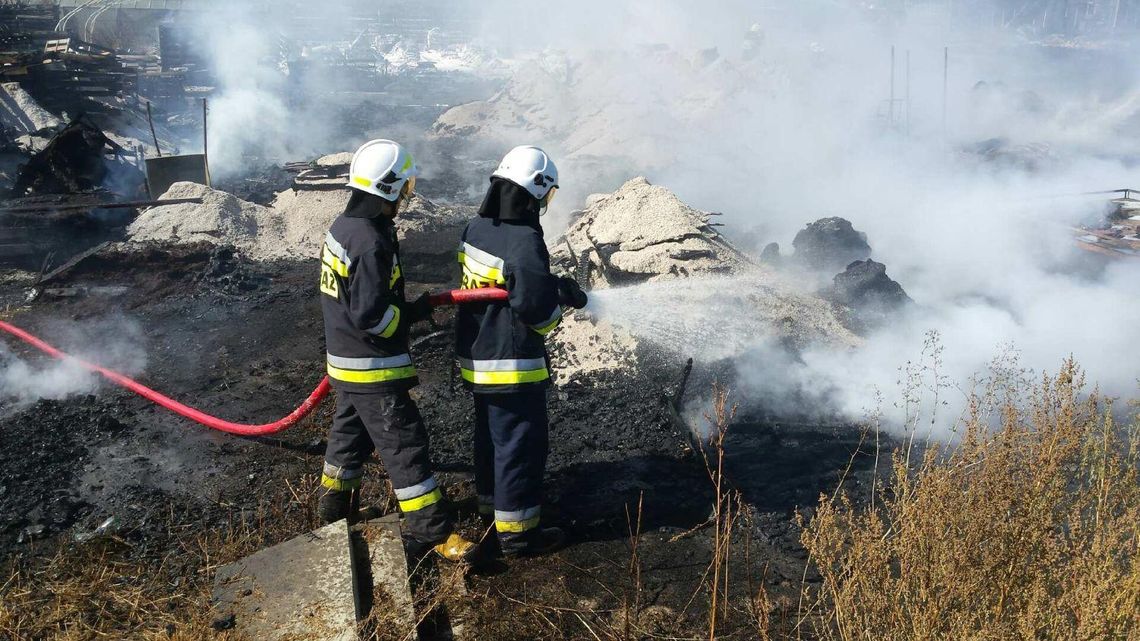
top-left (0, 228), bottom-right (885, 639)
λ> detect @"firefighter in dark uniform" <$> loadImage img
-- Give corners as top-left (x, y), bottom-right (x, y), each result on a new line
top-left (317, 139), bottom-right (475, 562)
top-left (455, 146), bottom-right (588, 557)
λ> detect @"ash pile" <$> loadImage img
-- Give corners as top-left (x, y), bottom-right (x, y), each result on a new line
top-left (761, 215), bottom-right (912, 331)
top-left (545, 178), bottom-right (893, 388)
top-left (127, 152), bottom-right (472, 264)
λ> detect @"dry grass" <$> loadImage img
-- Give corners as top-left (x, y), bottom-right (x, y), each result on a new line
top-left (5, 357), bottom-right (1136, 641)
top-left (0, 473), bottom-right (325, 641)
top-left (799, 359), bottom-right (1140, 640)
top-left (0, 538), bottom-right (243, 641)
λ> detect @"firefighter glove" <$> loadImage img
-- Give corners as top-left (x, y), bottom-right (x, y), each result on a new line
top-left (556, 276), bottom-right (588, 309)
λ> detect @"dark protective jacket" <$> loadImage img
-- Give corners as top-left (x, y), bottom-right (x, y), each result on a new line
top-left (455, 179), bottom-right (562, 393)
top-left (321, 193), bottom-right (418, 392)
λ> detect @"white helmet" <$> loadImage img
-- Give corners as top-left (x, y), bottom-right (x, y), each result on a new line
top-left (347, 139), bottom-right (419, 202)
top-left (491, 145), bottom-right (559, 204)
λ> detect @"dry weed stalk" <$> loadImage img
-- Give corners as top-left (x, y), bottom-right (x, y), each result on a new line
top-left (800, 359), bottom-right (1140, 641)
top-left (698, 381), bottom-right (741, 641)
top-left (623, 491), bottom-right (645, 640)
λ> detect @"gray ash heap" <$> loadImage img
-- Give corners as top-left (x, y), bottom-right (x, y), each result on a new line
top-left (791, 216), bottom-right (872, 274)
top-left (550, 177), bottom-right (750, 288)
top-left (825, 259), bottom-right (912, 329)
top-left (547, 178), bottom-right (861, 381)
top-left (127, 152), bottom-right (472, 262)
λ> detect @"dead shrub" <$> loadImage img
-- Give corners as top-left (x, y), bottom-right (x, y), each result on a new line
top-left (799, 359), bottom-right (1140, 640)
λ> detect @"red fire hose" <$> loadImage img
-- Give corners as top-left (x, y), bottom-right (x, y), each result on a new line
top-left (0, 287), bottom-right (508, 437)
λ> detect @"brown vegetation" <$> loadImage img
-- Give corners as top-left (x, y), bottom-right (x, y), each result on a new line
top-left (3, 360), bottom-right (1136, 640)
top-left (0, 474), bottom-right (327, 640)
top-left (799, 360), bottom-right (1140, 640)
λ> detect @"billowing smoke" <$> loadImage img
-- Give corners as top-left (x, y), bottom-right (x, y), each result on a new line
top-left (458, 1), bottom-right (1140, 432)
top-left (185, 1), bottom-right (496, 179)
top-left (0, 316), bottom-right (147, 412)
top-left (186, 1), bottom-right (1139, 433)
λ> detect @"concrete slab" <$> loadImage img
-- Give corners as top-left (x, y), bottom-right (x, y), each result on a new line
top-left (358, 515), bottom-right (417, 637)
top-left (212, 520), bottom-right (357, 641)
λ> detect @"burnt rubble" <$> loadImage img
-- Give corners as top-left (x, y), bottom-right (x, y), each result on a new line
top-left (791, 216), bottom-right (872, 274)
top-left (11, 114), bottom-right (144, 198)
top-left (825, 258), bottom-right (912, 328)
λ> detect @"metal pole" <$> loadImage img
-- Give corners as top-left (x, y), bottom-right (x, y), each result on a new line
top-left (906, 49), bottom-right (911, 137)
top-left (202, 97), bottom-right (210, 186)
top-left (942, 46), bottom-right (949, 138)
top-left (889, 45), bottom-right (896, 127)
top-left (145, 101), bottom-right (162, 157)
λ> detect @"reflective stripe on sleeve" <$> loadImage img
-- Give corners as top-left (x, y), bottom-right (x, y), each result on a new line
top-left (323, 462), bottom-right (365, 480)
top-left (325, 233), bottom-right (352, 268)
top-left (458, 358), bottom-right (547, 371)
top-left (458, 242), bottom-right (506, 285)
top-left (398, 489), bottom-right (443, 513)
top-left (394, 476), bottom-right (438, 501)
top-left (365, 304), bottom-right (401, 338)
top-left (321, 474), bottom-right (361, 491)
top-left (322, 245), bottom-right (350, 277)
top-left (395, 476), bottom-right (443, 512)
top-left (495, 506), bottom-right (541, 533)
top-left (322, 233), bottom-right (352, 277)
top-left (389, 256), bottom-right (402, 289)
top-left (326, 353), bottom-right (413, 370)
top-left (457, 357), bottom-right (550, 386)
top-left (326, 352), bottom-right (416, 384)
top-left (530, 305), bottom-right (563, 336)
top-left (321, 460), bottom-right (364, 492)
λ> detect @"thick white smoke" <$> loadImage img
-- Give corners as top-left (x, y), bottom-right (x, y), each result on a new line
top-left (185, 1), bottom-right (1139, 432)
top-left (0, 316), bottom-right (147, 412)
top-left (461, 1), bottom-right (1140, 431)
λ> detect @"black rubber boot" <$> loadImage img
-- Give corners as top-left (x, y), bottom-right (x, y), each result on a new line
top-left (318, 488), bottom-right (353, 524)
top-left (501, 526), bottom-right (567, 558)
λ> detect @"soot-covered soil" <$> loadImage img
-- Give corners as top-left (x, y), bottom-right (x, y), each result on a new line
top-left (0, 223), bottom-right (884, 639)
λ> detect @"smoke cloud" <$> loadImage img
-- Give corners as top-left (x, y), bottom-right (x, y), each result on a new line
top-left (460, 1), bottom-right (1140, 431)
top-left (189, 1), bottom-right (1139, 432)
top-left (0, 316), bottom-right (147, 413)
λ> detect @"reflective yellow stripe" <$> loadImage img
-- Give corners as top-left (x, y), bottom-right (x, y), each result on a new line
top-left (460, 367), bottom-right (549, 385)
top-left (458, 251), bottom-right (505, 283)
top-left (321, 474), bottom-right (362, 491)
top-left (532, 315), bottom-right (562, 336)
top-left (400, 155), bottom-right (414, 173)
top-left (399, 488), bottom-right (442, 512)
top-left (351, 175), bottom-right (371, 188)
top-left (322, 246), bottom-right (349, 277)
top-left (389, 260), bottom-right (402, 289)
top-left (376, 305), bottom-right (401, 339)
top-left (327, 363), bottom-right (417, 384)
top-left (495, 516), bottom-right (541, 533)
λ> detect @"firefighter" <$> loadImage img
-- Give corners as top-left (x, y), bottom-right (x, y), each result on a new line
top-left (317, 139), bottom-right (475, 562)
top-left (455, 145), bottom-right (588, 557)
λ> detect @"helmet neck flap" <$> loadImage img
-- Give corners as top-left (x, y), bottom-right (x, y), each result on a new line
top-left (478, 177), bottom-right (542, 230)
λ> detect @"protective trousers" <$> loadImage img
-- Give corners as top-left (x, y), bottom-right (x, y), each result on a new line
top-left (473, 392), bottom-right (549, 550)
top-left (322, 389), bottom-right (451, 544)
